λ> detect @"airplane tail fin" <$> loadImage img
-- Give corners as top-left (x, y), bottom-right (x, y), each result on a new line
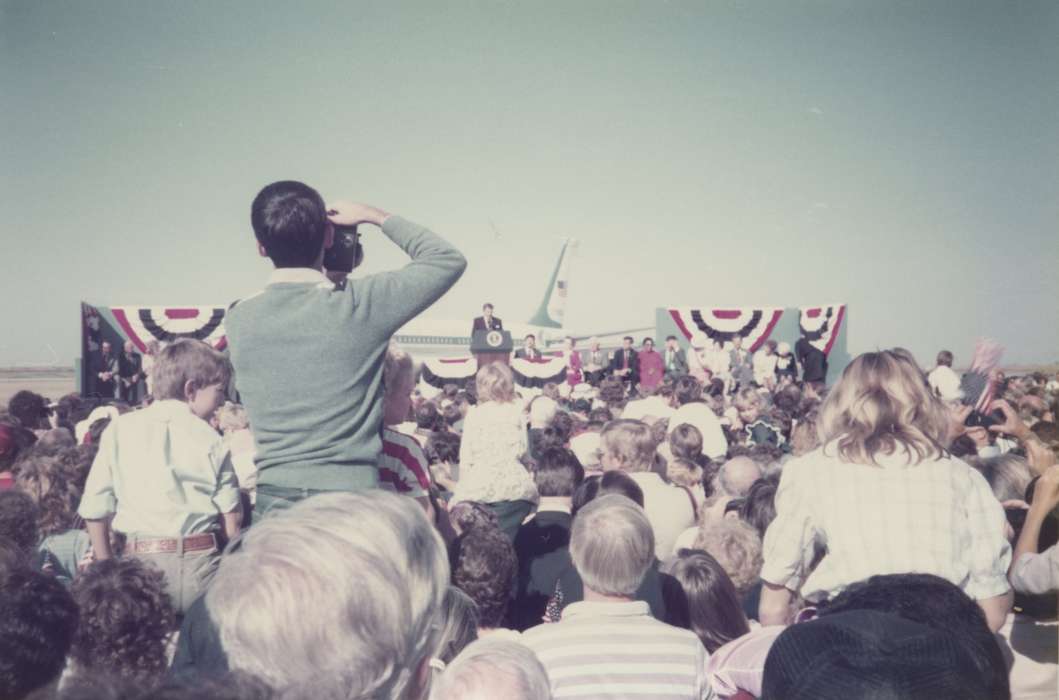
top-left (528, 239), bottom-right (575, 329)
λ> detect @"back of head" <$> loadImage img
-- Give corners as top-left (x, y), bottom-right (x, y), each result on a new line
top-left (435, 587), bottom-right (479, 666)
top-left (0, 490), bottom-right (39, 559)
top-left (819, 573), bottom-right (1009, 699)
top-left (572, 471), bottom-right (645, 516)
top-left (666, 458), bottom-right (704, 491)
top-left (936, 350), bottom-right (954, 367)
top-left (972, 454), bottom-right (1033, 504)
top-left (669, 423), bottom-right (704, 461)
top-left (529, 396), bottom-right (558, 429)
top-left (571, 494), bottom-right (654, 597)
top-left (477, 363), bottom-right (515, 404)
top-left (600, 419), bottom-right (656, 473)
top-left (150, 338), bottom-right (232, 401)
top-left (738, 475), bottom-right (779, 539)
top-left (534, 447), bottom-right (585, 497)
top-left (14, 451), bottom-right (81, 538)
top-left (661, 549), bottom-right (750, 652)
top-left (430, 638), bottom-right (550, 700)
top-left (452, 526), bottom-right (518, 629)
top-left (674, 375), bottom-right (703, 406)
top-left (207, 490), bottom-right (448, 699)
top-left (416, 402), bottom-right (441, 430)
top-left (250, 180), bottom-right (328, 268)
top-left (819, 350), bottom-right (950, 465)
top-left (762, 609), bottom-right (992, 700)
top-left (7, 390), bottom-right (50, 430)
top-left (693, 518), bottom-right (763, 598)
top-left (0, 567), bottom-right (78, 700)
top-left (718, 456), bottom-right (762, 498)
top-left (70, 558), bottom-right (174, 683)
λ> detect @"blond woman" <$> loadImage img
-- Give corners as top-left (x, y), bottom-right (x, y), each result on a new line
top-left (758, 350), bottom-right (1012, 632)
top-left (452, 363), bottom-right (538, 538)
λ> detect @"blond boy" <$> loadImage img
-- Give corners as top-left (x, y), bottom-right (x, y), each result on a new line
top-left (78, 339), bottom-right (241, 614)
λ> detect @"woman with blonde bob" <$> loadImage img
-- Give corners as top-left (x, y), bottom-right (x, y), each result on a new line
top-left (759, 350), bottom-right (1013, 632)
top-left (452, 363), bottom-right (538, 538)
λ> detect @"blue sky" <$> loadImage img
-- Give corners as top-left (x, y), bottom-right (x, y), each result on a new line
top-left (2, 0), bottom-right (1056, 367)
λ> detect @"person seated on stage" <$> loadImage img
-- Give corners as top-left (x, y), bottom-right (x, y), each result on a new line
top-left (515, 334), bottom-right (542, 361)
top-left (637, 338), bottom-right (664, 393)
top-left (663, 335), bottom-right (689, 381)
top-left (729, 335), bottom-right (755, 392)
top-left (117, 341), bottom-right (146, 404)
top-left (583, 337), bottom-right (608, 386)
top-left (225, 182), bottom-right (466, 515)
top-left (472, 303), bottom-right (503, 335)
top-left (752, 340), bottom-right (779, 390)
top-left (76, 339), bottom-right (242, 616)
top-left (92, 341), bottom-right (119, 400)
top-left (774, 341), bottom-right (798, 386)
top-left (609, 336), bottom-right (639, 387)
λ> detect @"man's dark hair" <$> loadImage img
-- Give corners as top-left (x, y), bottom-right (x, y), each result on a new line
top-left (482, 303), bottom-right (493, 312)
top-left (936, 350), bottom-right (954, 367)
top-left (588, 407), bottom-right (613, 423)
top-left (524, 334), bottom-right (535, 341)
top-left (549, 411), bottom-right (574, 444)
top-left (250, 180), bottom-right (329, 268)
top-left (818, 573), bottom-right (1009, 700)
top-left (58, 444), bottom-right (98, 492)
top-left (670, 423), bottom-right (704, 461)
top-left (0, 422), bottom-right (37, 472)
top-left (572, 471), bottom-right (645, 516)
top-left (534, 448), bottom-right (585, 497)
top-left (441, 402), bottom-right (462, 427)
top-left (0, 491), bottom-right (39, 559)
top-left (674, 375), bottom-right (703, 406)
top-left (415, 401), bottom-right (440, 431)
top-left (623, 336), bottom-right (633, 343)
top-left (428, 431), bottom-right (461, 466)
top-left (738, 474), bottom-right (779, 539)
top-left (666, 335), bottom-right (677, 342)
top-left (71, 558), bottom-right (175, 683)
top-left (8, 391), bottom-right (50, 430)
top-left (451, 526), bottom-right (517, 629)
top-left (0, 568), bottom-right (79, 700)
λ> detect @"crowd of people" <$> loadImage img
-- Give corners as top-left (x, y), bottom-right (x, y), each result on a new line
top-left (1, 180), bottom-right (1057, 700)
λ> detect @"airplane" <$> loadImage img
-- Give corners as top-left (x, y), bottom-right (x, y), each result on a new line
top-left (392, 238), bottom-right (582, 360)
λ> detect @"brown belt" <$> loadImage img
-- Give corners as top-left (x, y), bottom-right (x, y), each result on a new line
top-left (131, 532), bottom-right (217, 555)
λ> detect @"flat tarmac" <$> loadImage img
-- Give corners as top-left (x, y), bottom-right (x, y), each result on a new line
top-left (0, 368), bottom-right (76, 407)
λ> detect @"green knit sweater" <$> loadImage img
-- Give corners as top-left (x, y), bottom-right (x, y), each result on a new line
top-left (225, 215), bottom-right (466, 491)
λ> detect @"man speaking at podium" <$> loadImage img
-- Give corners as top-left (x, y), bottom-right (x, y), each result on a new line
top-left (471, 303), bottom-right (503, 335)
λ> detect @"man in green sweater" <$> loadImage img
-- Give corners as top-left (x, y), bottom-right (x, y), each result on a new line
top-left (225, 181), bottom-right (466, 519)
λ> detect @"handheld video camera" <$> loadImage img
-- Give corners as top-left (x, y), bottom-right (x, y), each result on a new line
top-left (322, 224), bottom-right (364, 274)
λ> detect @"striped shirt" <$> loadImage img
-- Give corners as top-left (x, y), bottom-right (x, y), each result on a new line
top-left (761, 446), bottom-right (1011, 602)
top-left (521, 600), bottom-right (713, 699)
top-left (378, 428), bottom-right (431, 499)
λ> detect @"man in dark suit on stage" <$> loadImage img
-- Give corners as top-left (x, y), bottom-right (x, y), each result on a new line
top-left (514, 333), bottom-right (542, 360)
top-left (471, 303), bottom-right (503, 335)
top-left (663, 335), bottom-right (688, 381)
top-left (609, 336), bottom-right (639, 386)
top-left (93, 340), bottom-right (119, 399)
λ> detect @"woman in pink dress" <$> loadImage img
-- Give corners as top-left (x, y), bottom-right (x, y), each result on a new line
top-left (563, 336), bottom-right (583, 387)
top-left (637, 337), bottom-right (664, 391)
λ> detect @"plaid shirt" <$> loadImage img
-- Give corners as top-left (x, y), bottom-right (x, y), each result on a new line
top-left (761, 446), bottom-right (1011, 602)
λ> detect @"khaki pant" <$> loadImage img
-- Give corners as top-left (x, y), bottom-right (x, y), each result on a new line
top-left (127, 536), bottom-right (221, 616)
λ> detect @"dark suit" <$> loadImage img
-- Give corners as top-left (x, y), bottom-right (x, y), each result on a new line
top-left (609, 347), bottom-right (639, 385)
top-left (514, 347), bottom-right (542, 361)
top-left (662, 347), bottom-right (688, 379)
top-left (118, 351), bottom-right (144, 403)
top-left (512, 510), bottom-right (572, 631)
top-left (93, 351), bottom-right (118, 399)
top-left (796, 337), bottom-right (828, 384)
top-left (471, 315), bottom-right (503, 336)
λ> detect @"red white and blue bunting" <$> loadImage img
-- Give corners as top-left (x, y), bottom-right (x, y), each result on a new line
top-left (419, 356), bottom-right (569, 391)
top-left (798, 304), bottom-right (845, 356)
top-left (667, 307), bottom-right (784, 352)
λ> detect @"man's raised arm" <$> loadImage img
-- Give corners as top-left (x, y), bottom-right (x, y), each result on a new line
top-left (328, 201), bottom-right (467, 332)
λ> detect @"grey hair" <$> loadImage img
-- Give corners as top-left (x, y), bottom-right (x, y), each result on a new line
top-left (206, 491), bottom-right (449, 700)
top-left (971, 453), bottom-right (1033, 503)
top-left (430, 638), bottom-right (551, 700)
top-left (435, 587), bottom-right (480, 665)
top-left (570, 494), bottom-right (654, 597)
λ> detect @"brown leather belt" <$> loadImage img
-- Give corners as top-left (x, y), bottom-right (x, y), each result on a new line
top-left (131, 532), bottom-right (217, 555)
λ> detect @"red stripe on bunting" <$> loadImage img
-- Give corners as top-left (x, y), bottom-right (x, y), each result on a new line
top-left (806, 308), bottom-right (821, 319)
top-left (749, 310), bottom-right (784, 352)
top-left (669, 309), bottom-right (695, 343)
top-left (164, 309), bottom-right (201, 319)
top-left (110, 309), bottom-right (147, 352)
top-left (712, 310), bottom-right (742, 320)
